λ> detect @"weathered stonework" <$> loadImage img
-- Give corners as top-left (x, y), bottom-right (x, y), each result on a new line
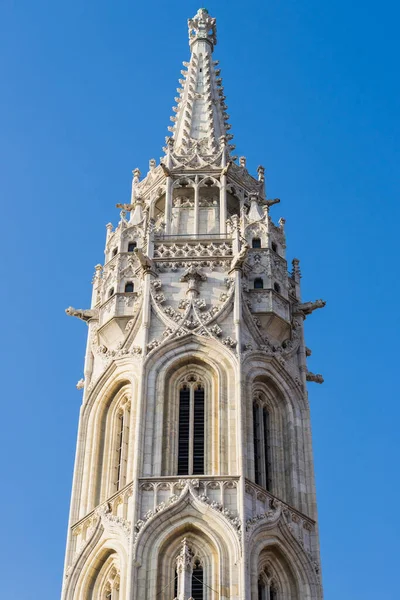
top-left (62, 8), bottom-right (325, 600)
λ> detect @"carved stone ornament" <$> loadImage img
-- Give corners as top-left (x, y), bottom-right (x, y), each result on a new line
top-left (179, 265), bottom-right (207, 296)
top-left (132, 478), bottom-right (242, 552)
top-left (188, 8), bottom-right (217, 49)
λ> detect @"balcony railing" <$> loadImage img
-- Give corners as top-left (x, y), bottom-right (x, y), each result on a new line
top-left (154, 233), bottom-right (231, 241)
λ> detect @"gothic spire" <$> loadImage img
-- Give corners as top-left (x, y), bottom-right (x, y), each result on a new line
top-left (167, 8), bottom-right (234, 157)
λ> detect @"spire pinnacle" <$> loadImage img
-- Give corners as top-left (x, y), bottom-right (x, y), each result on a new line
top-left (166, 9), bottom-right (234, 158)
top-left (188, 8), bottom-right (217, 51)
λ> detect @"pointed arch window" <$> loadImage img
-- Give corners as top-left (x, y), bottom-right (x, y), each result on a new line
top-left (124, 281), bottom-right (134, 293)
top-left (254, 278), bottom-right (264, 289)
top-left (108, 287), bottom-right (115, 298)
top-left (114, 401), bottom-right (130, 492)
top-left (258, 573), bottom-right (278, 600)
top-left (192, 559), bottom-right (204, 600)
top-left (178, 382), bottom-right (205, 475)
top-left (128, 242), bottom-right (137, 252)
top-left (253, 400), bottom-right (271, 491)
top-left (252, 237), bottom-right (262, 248)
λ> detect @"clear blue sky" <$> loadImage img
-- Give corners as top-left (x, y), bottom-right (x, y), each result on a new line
top-left (0, 1), bottom-right (399, 598)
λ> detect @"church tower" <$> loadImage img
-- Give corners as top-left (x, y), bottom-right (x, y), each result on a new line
top-left (62, 9), bottom-right (325, 600)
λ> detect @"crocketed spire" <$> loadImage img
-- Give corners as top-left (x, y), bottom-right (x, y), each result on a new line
top-left (167, 8), bottom-right (234, 157)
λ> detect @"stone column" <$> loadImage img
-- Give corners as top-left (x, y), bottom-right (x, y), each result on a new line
top-left (220, 136), bottom-right (228, 234)
top-left (165, 177), bottom-right (173, 234)
top-left (194, 176), bottom-right (200, 235)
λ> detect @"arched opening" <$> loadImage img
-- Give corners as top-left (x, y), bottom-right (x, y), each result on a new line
top-left (155, 528), bottom-right (221, 600)
top-left (253, 545), bottom-right (300, 600)
top-left (112, 247), bottom-right (118, 257)
top-left (171, 179), bottom-right (195, 235)
top-left (89, 382), bottom-right (132, 506)
top-left (192, 559), bottom-right (204, 600)
top-left (84, 550), bottom-right (120, 600)
top-left (124, 282), bottom-right (134, 293)
top-left (253, 402), bottom-right (271, 491)
top-left (247, 373), bottom-right (294, 502)
top-left (252, 237), bottom-right (262, 248)
top-left (273, 282), bottom-right (281, 294)
top-left (198, 177), bottom-right (220, 235)
top-left (271, 242), bottom-right (278, 253)
top-left (177, 383), bottom-right (205, 475)
top-left (226, 186), bottom-right (241, 218)
top-left (128, 241), bottom-right (137, 252)
top-left (108, 287), bottom-right (115, 298)
top-left (254, 278), bottom-right (264, 289)
top-left (153, 193), bottom-right (166, 229)
top-left (155, 351), bottom-right (234, 478)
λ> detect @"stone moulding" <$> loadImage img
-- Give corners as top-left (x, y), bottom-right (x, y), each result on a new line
top-left (133, 478), bottom-right (242, 555)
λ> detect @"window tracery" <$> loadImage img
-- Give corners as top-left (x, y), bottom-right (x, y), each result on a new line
top-left (258, 563), bottom-right (279, 600)
top-left (253, 398), bottom-right (272, 491)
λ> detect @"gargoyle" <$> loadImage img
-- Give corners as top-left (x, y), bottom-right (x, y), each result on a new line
top-left (266, 198), bottom-right (280, 207)
top-left (134, 248), bottom-right (154, 271)
top-left (160, 163), bottom-right (171, 177)
top-left (116, 203), bottom-right (134, 211)
top-left (65, 307), bottom-right (98, 322)
top-left (295, 299), bottom-right (326, 316)
top-left (221, 160), bottom-right (233, 176)
top-left (306, 372), bottom-right (324, 384)
top-left (230, 242), bottom-right (249, 271)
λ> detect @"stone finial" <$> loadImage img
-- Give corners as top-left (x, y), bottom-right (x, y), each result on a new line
top-left (188, 8), bottom-right (217, 50)
top-left (257, 165), bottom-right (265, 182)
top-left (149, 158), bottom-right (156, 171)
top-left (176, 538), bottom-right (193, 573)
top-left (239, 156), bottom-right (246, 168)
top-left (292, 258), bottom-right (301, 281)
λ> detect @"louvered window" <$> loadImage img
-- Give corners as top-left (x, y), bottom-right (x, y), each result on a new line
top-left (178, 383), bottom-right (205, 475)
top-left (253, 402), bottom-right (272, 491)
top-left (193, 387), bottom-right (205, 474)
top-left (178, 387), bottom-right (190, 475)
top-left (191, 561), bottom-right (203, 600)
top-left (253, 403), bottom-right (262, 485)
top-left (263, 408), bottom-right (271, 491)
